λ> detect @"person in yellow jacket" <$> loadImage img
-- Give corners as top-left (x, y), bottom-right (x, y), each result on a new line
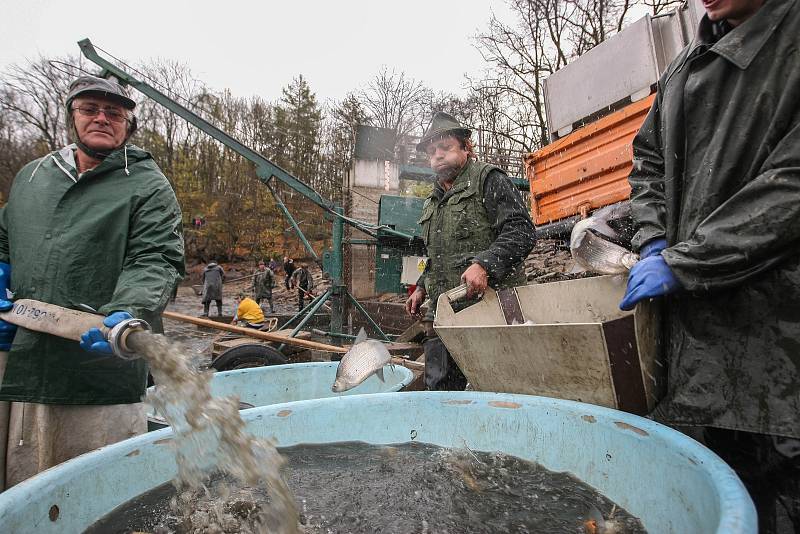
top-left (232, 292), bottom-right (265, 325)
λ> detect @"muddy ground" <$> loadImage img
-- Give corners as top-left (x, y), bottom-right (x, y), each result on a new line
top-left (162, 262), bottom-right (331, 362)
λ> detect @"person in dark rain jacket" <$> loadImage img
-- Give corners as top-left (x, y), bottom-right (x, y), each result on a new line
top-left (406, 112), bottom-right (535, 391)
top-left (201, 261), bottom-right (224, 317)
top-left (620, 0), bottom-right (800, 529)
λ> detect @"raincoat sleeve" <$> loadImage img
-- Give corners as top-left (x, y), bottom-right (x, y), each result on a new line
top-left (628, 92), bottom-right (667, 251)
top-left (662, 119), bottom-right (800, 291)
top-left (98, 183), bottom-right (185, 318)
top-left (0, 207), bottom-right (8, 264)
top-left (472, 170), bottom-right (536, 281)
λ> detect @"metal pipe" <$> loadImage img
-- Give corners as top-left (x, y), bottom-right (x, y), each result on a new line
top-left (347, 293), bottom-right (390, 341)
top-left (287, 289), bottom-right (332, 338)
top-left (278, 289), bottom-right (333, 352)
top-left (535, 215), bottom-right (581, 239)
top-left (278, 291), bottom-right (328, 331)
top-left (310, 329), bottom-right (397, 341)
top-left (78, 39), bottom-right (332, 211)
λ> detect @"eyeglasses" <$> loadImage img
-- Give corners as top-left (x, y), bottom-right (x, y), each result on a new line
top-left (72, 105), bottom-right (129, 124)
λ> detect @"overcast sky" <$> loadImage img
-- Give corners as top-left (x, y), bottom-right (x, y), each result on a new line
top-left (0, 0), bottom-right (513, 104)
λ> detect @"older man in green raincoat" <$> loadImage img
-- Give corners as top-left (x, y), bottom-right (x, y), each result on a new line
top-left (621, 0), bottom-right (800, 529)
top-left (0, 76), bottom-right (185, 489)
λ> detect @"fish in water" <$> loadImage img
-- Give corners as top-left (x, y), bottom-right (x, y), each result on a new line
top-left (584, 504), bottom-right (623, 534)
top-left (331, 328), bottom-right (392, 392)
top-left (570, 217), bottom-right (639, 275)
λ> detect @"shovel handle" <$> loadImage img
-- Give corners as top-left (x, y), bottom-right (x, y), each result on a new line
top-left (162, 310), bottom-right (347, 353)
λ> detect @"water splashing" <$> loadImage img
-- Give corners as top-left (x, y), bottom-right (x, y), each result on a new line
top-left (127, 330), bottom-right (299, 533)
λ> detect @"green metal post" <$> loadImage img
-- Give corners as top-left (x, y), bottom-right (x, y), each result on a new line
top-left (277, 289), bottom-right (332, 352)
top-left (329, 206), bottom-right (345, 342)
top-left (279, 291), bottom-right (328, 331)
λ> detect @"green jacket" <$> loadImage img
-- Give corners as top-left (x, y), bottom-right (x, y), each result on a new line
top-left (0, 144), bottom-right (185, 404)
top-left (629, 1), bottom-right (800, 437)
top-left (253, 268), bottom-right (274, 299)
top-left (418, 160), bottom-right (532, 320)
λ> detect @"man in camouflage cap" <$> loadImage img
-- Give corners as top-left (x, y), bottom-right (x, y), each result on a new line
top-left (406, 112), bottom-right (535, 390)
top-left (0, 75), bottom-right (184, 489)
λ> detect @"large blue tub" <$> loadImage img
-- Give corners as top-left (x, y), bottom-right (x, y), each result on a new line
top-left (0, 392), bottom-right (756, 533)
top-left (147, 361), bottom-right (415, 428)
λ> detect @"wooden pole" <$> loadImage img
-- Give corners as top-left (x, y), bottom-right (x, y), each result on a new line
top-left (161, 310), bottom-right (347, 353)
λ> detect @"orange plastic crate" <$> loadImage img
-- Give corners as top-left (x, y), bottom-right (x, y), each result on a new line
top-left (524, 95), bottom-right (655, 226)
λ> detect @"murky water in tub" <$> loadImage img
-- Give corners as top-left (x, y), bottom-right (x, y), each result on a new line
top-left (86, 441), bottom-right (646, 534)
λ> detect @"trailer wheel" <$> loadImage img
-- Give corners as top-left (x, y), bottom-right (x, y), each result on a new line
top-left (211, 344), bottom-right (287, 371)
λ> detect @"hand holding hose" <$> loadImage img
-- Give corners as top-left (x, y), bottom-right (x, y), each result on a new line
top-left (79, 311), bottom-right (133, 354)
top-left (0, 262), bottom-right (17, 351)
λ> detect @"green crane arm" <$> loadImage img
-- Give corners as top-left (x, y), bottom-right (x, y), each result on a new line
top-left (78, 38), bottom-right (331, 210)
top-left (77, 38), bottom-right (416, 242)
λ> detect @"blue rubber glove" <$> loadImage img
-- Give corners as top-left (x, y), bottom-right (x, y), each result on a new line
top-left (0, 262), bottom-right (16, 351)
top-left (619, 255), bottom-right (681, 311)
top-left (79, 311), bottom-right (133, 355)
top-left (639, 238), bottom-right (668, 259)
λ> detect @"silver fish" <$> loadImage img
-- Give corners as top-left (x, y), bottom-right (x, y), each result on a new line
top-left (571, 217), bottom-right (639, 275)
top-left (331, 327), bottom-right (392, 392)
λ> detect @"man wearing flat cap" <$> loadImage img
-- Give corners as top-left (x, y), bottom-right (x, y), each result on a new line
top-left (0, 75), bottom-right (185, 489)
top-left (406, 112), bottom-right (535, 390)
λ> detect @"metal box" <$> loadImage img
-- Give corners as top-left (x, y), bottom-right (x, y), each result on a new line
top-left (375, 244), bottom-right (404, 294)
top-left (542, 0), bottom-right (703, 140)
top-left (374, 195), bottom-right (426, 294)
top-left (400, 256), bottom-right (428, 285)
top-left (544, 16), bottom-right (660, 139)
top-left (377, 195), bottom-right (425, 239)
top-left (434, 276), bottom-right (664, 415)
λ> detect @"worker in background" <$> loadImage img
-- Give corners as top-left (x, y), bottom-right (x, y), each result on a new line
top-left (406, 112), bottom-right (535, 391)
top-left (268, 257), bottom-right (278, 273)
top-left (201, 260), bottom-right (224, 317)
top-left (253, 260), bottom-right (275, 313)
top-left (620, 0), bottom-right (800, 530)
top-left (232, 292), bottom-right (265, 327)
top-left (290, 262), bottom-right (313, 311)
top-left (283, 256), bottom-right (295, 290)
top-left (0, 75), bottom-right (184, 490)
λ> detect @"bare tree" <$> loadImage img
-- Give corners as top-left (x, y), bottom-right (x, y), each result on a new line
top-left (0, 54), bottom-right (88, 152)
top-left (473, 0), bottom-right (643, 154)
top-left (359, 67), bottom-right (431, 151)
